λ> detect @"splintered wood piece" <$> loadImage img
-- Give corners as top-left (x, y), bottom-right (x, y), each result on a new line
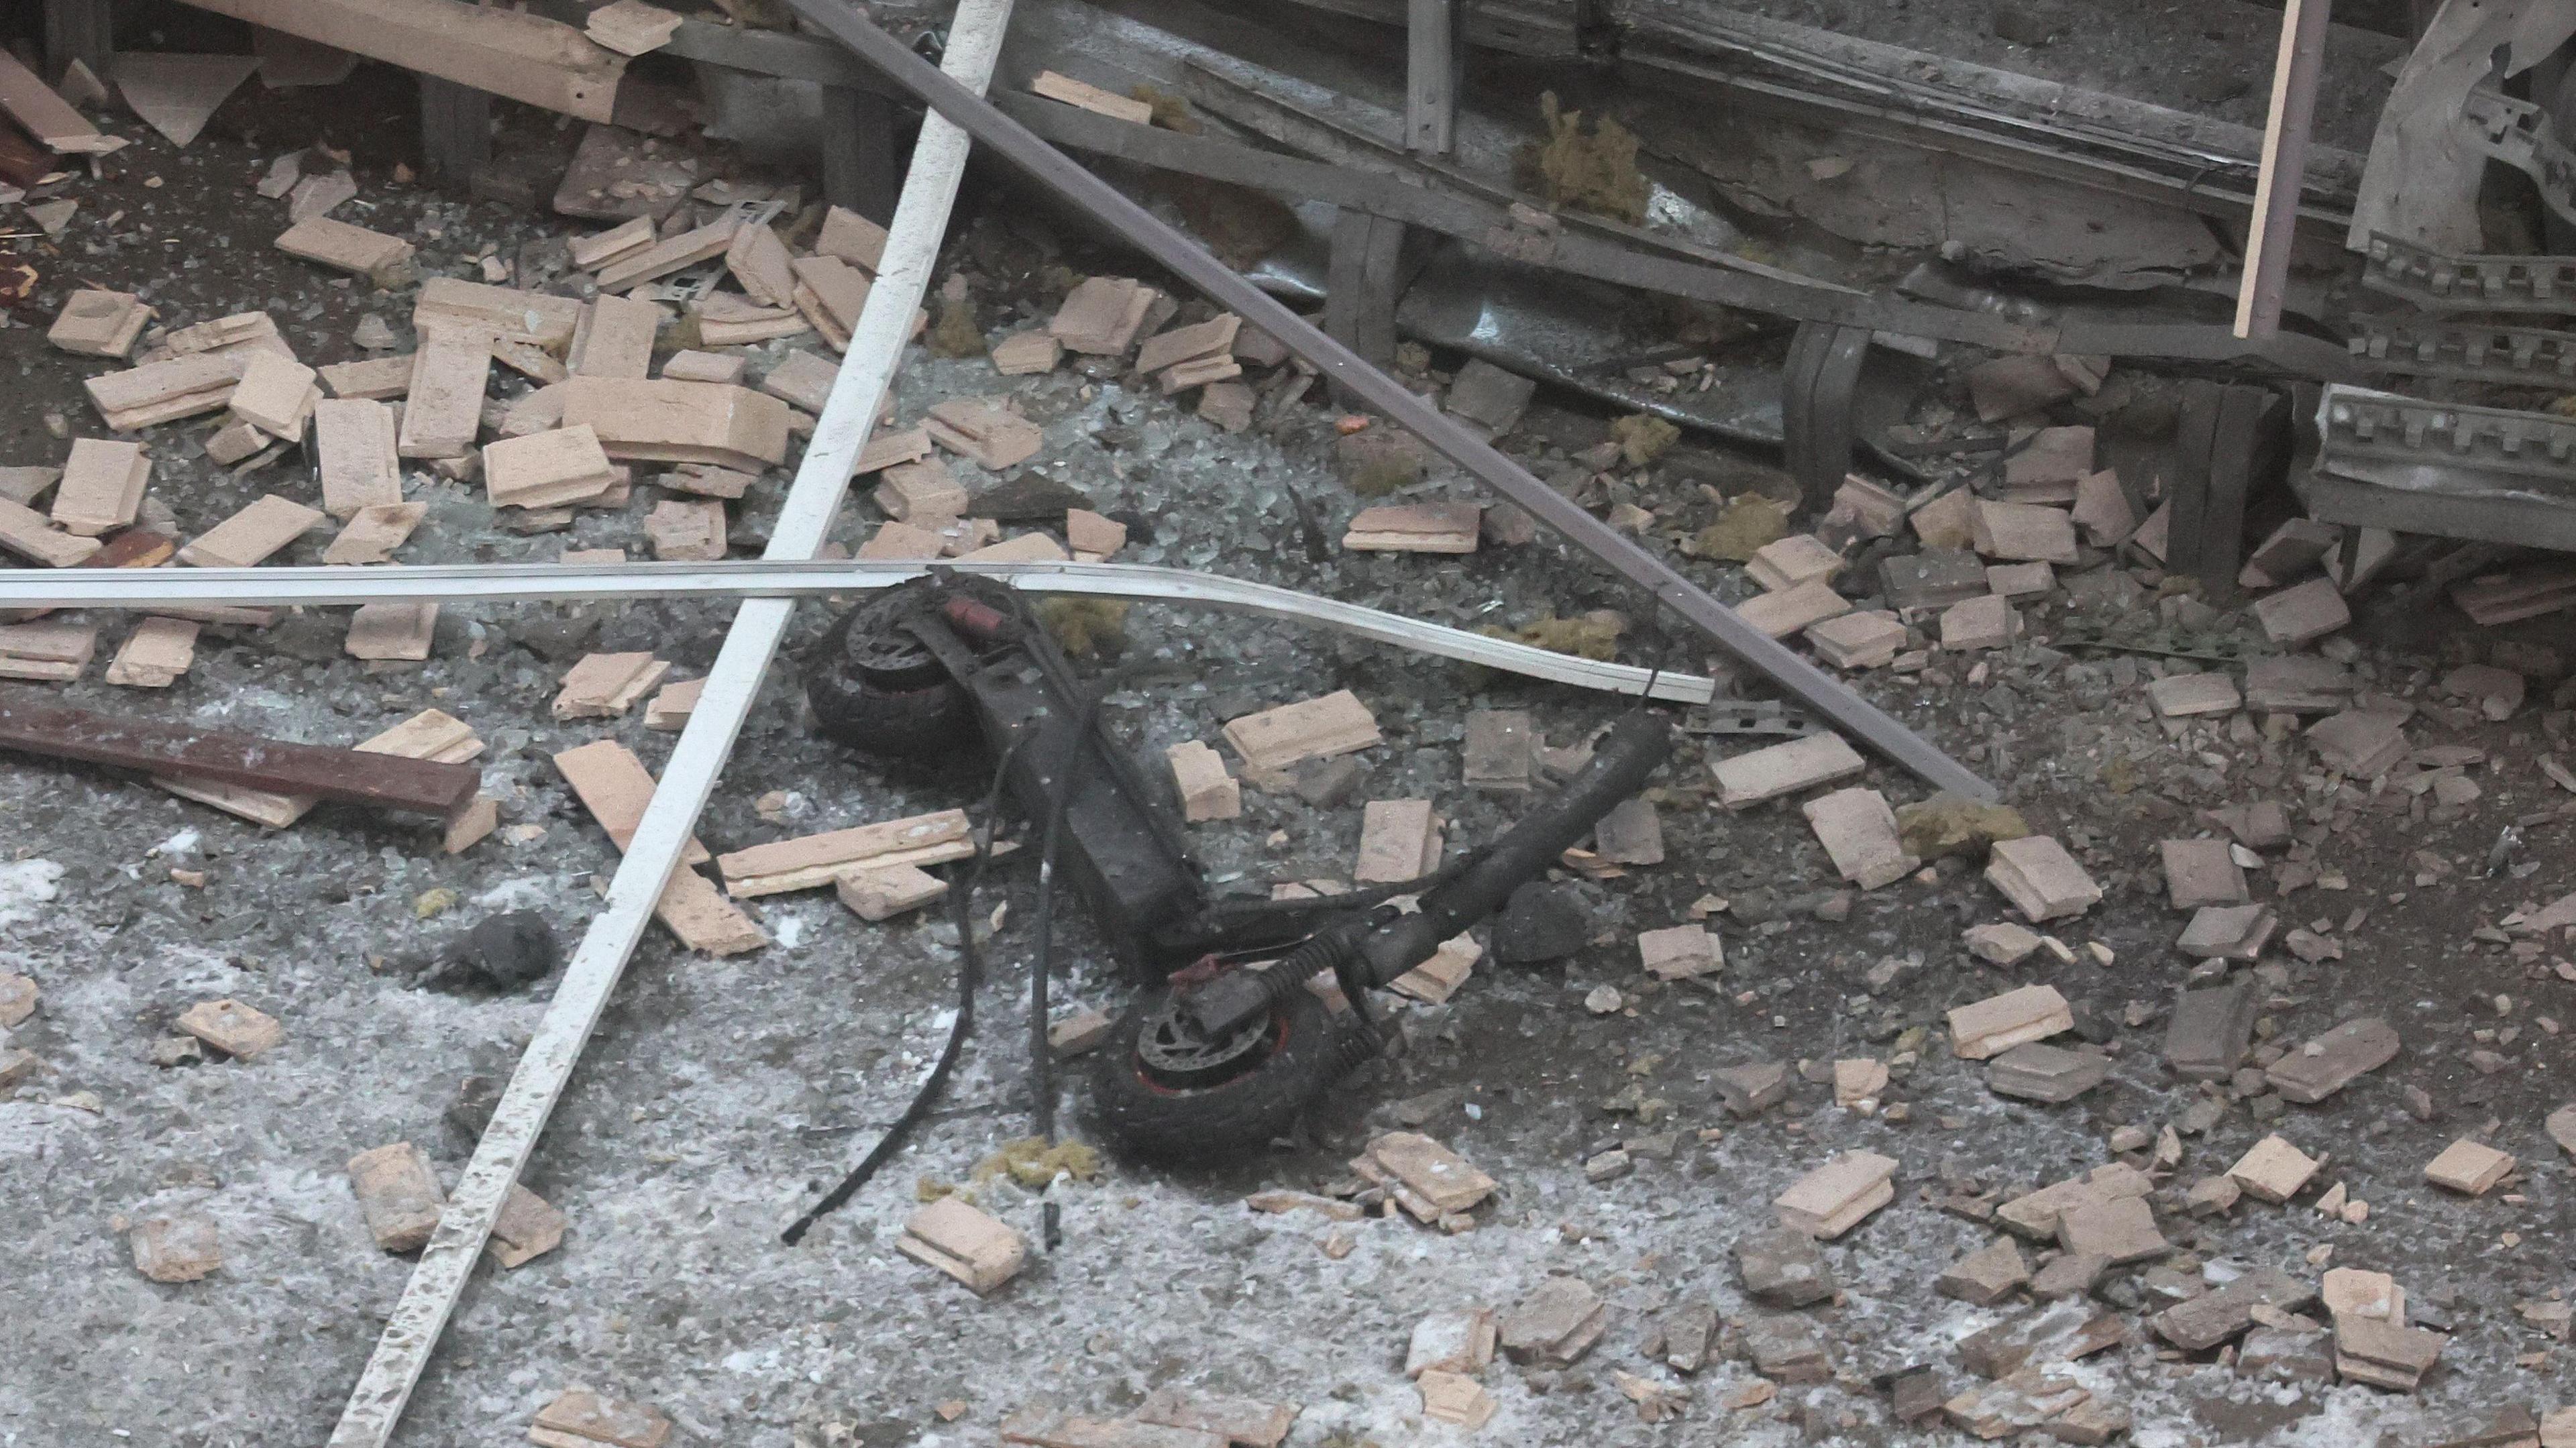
top-left (0, 699), bottom-right (478, 815)
top-left (398, 329), bottom-right (493, 459)
top-left (0, 498), bottom-right (102, 568)
top-left (275, 215), bottom-right (415, 284)
top-left (717, 811), bottom-right (975, 897)
top-left (178, 494), bottom-right (324, 567)
top-left (1031, 69), bottom-right (1155, 123)
top-left (345, 601), bottom-right (438, 661)
top-left (1354, 799), bottom-right (1442, 883)
top-left (558, 378), bottom-right (790, 472)
top-left (48, 289), bottom-right (151, 357)
top-left (485, 426), bottom-right (618, 508)
top-left (1222, 690), bottom-right (1381, 771)
top-left (551, 651), bottom-right (669, 720)
top-left (414, 277), bottom-right (583, 351)
top-left (315, 399), bottom-right (403, 516)
top-left (1775, 1150), bottom-right (1898, 1239)
top-left (570, 293), bottom-right (661, 380)
top-left (323, 502), bottom-right (427, 565)
top-left (104, 617), bottom-right (199, 688)
top-left (900, 1196), bottom-right (1025, 1294)
top-left (52, 439), bottom-right (150, 537)
top-left (85, 353), bottom-right (248, 431)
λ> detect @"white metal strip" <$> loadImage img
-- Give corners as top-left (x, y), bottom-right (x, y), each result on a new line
top-left (0, 559), bottom-right (1716, 702)
top-left (321, 3), bottom-right (1018, 1443)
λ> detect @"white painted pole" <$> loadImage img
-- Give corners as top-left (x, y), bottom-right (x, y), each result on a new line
top-left (322, 3), bottom-right (1019, 1443)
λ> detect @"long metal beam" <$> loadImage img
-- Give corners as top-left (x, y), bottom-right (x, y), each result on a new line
top-left (320, 3), bottom-right (1020, 1443)
top-left (0, 559), bottom-right (1719, 702)
top-left (781, 0), bottom-right (1994, 802)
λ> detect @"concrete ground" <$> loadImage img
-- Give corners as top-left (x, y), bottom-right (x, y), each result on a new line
top-left (2, 15), bottom-right (2573, 1448)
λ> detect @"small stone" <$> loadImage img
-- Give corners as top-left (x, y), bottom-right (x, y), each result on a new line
top-left (129, 1214), bottom-right (221, 1282)
top-left (1737, 1223), bottom-right (1837, 1307)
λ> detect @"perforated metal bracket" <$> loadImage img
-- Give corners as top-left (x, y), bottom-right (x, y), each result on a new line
top-left (2463, 88), bottom-right (2576, 229)
top-left (2316, 383), bottom-right (2576, 495)
top-left (2360, 233), bottom-right (2576, 315)
top-left (2347, 318), bottom-right (2576, 386)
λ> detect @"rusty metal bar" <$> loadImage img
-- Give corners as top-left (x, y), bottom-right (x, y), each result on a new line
top-left (0, 700), bottom-right (480, 815)
top-left (782, 0), bottom-right (1996, 801)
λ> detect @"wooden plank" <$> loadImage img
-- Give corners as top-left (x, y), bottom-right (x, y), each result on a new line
top-left (0, 699), bottom-right (478, 815)
top-left (172, 0), bottom-right (627, 123)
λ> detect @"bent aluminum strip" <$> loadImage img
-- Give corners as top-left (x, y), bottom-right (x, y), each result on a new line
top-left (0, 559), bottom-right (1718, 702)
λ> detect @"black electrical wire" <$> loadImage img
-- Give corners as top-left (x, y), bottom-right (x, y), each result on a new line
top-left (780, 735), bottom-right (1025, 1246)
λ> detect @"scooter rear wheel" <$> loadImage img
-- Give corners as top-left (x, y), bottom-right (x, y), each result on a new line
top-left (806, 598), bottom-right (973, 758)
top-left (1091, 981), bottom-right (1342, 1162)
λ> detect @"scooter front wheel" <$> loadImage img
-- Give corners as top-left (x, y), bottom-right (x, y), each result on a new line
top-left (1091, 980), bottom-right (1342, 1162)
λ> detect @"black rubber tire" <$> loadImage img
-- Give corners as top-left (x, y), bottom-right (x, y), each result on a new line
top-left (807, 671), bottom-right (973, 759)
top-left (1091, 983), bottom-right (1343, 1163)
top-left (806, 600), bottom-right (973, 759)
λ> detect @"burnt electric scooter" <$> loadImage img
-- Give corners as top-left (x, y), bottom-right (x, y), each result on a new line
top-left (807, 572), bottom-right (1672, 1162)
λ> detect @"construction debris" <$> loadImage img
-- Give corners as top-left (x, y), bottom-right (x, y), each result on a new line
top-left (898, 1197), bottom-right (1025, 1296)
